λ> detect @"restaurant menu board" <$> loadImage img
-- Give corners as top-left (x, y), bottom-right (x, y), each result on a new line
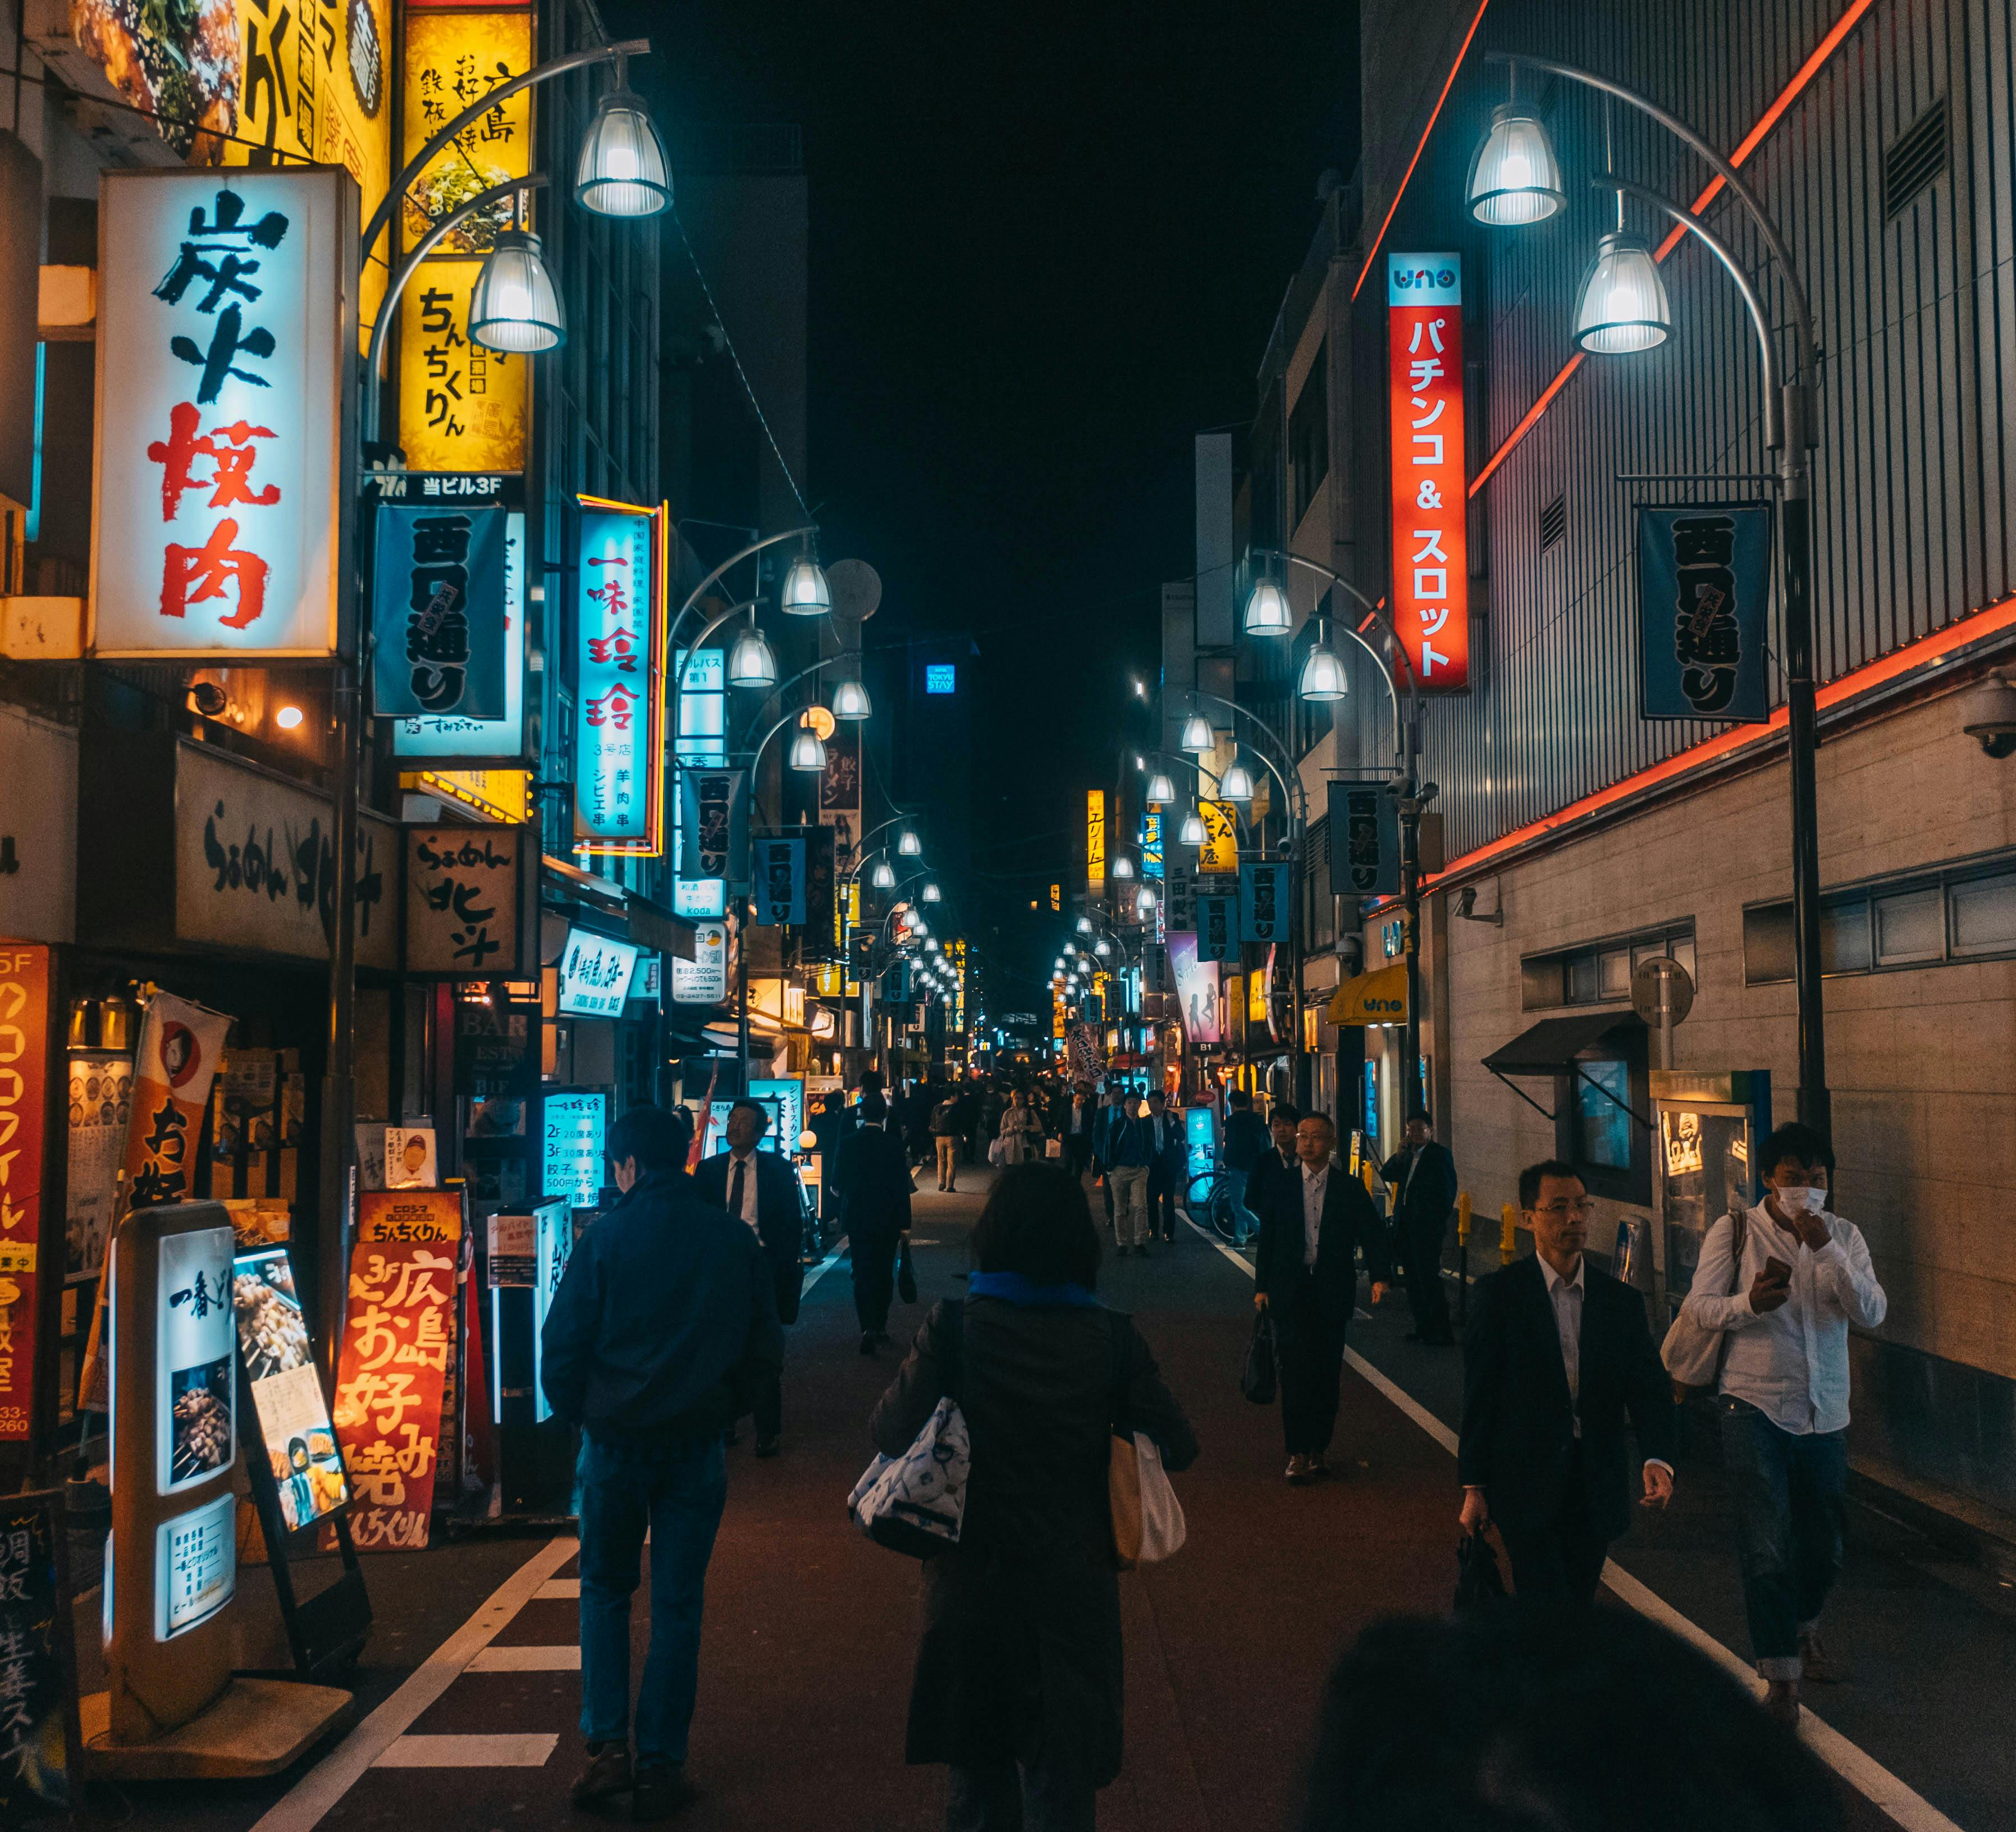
top-left (532, 1200), bottom-right (572, 1425)
top-left (65, 1051), bottom-right (132, 1285)
top-left (330, 1241), bottom-right (456, 1552)
top-left (487, 1213), bottom-right (534, 1286)
top-left (154, 1491), bottom-right (236, 1641)
top-left (358, 1189), bottom-right (464, 1247)
top-left (157, 1225), bottom-right (235, 1496)
top-left (542, 1094), bottom-right (604, 1208)
top-left (0, 1492), bottom-right (81, 1824)
top-left (232, 1249), bottom-right (348, 1533)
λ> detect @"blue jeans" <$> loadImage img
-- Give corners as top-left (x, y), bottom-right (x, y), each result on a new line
top-left (577, 1433), bottom-right (728, 1764)
top-left (1228, 1167), bottom-right (1260, 1243)
top-left (1719, 1396), bottom-right (1847, 1679)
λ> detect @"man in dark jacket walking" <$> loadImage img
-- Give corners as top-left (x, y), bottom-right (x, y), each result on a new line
top-left (1222, 1089), bottom-right (1271, 1243)
top-left (841, 1092), bottom-right (913, 1352)
top-left (692, 1100), bottom-right (805, 1455)
top-left (542, 1105), bottom-right (783, 1819)
top-left (1254, 1111), bottom-right (1391, 1482)
top-left (1457, 1158), bottom-right (1676, 1603)
top-left (1381, 1110), bottom-right (1461, 1345)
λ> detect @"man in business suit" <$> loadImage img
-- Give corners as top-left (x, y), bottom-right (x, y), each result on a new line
top-left (692, 1100), bottom-right (804, 1458)
top-left (1254, 1111), bottom-right (1392, 1483)
top-left (1459, 1158), bottom-right (1677, 1602)
top-left (1144, 1089), bottom-right (1186, 1242)
top-left (1382, 1110), bottom-right (1461, 1345)
top-left (1242, 1101), bottom-right (1299, 1244)
top-left (838, 1092), bottom-right (914, 1354)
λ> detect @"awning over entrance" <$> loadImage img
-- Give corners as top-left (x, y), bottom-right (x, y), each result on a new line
top-left (1328, 963), bottom-right (1408, 1026)
top-left (1483, 1010), bottom-right (1643, 1076)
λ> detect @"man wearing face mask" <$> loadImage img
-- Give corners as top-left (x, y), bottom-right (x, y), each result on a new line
top-left (1680, 1121), bottom-right (1886, 1727)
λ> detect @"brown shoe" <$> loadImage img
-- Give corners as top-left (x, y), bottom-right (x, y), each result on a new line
top-left (1285, 1454), bottom-right (1314, 1485)
top-left (572, 1743), bottom-right (633, 1809)
top-left (1763, 1677), bottom-right (1800, 1728)
top-left (1798, 1625), bottom-right (1841, 1684)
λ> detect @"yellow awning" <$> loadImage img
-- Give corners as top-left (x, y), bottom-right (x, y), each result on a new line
top-left (1328, 963), bottom-right (1409, 1026)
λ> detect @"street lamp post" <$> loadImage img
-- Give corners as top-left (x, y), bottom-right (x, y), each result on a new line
top-left (1470, 53), bottom-right (1828, 1129)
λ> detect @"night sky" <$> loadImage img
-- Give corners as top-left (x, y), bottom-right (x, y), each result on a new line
top-left (615, 1), bottom-right (1361, 997)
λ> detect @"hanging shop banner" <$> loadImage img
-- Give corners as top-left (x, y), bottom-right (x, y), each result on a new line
top-left (1166, 860), bottom-right (1196, 933)
top-left (90, 169), bottom-right (355, 658)
top-left (331, 1238), bottom-right (456, 1551)
top-left (404, 825), bottom-right (523, 975)
top-left (66, 1052), bottom-right (132, 1289)
top-left (174, 745), bottom-right (400, 969)
top-left (0, 946), bottom-right (51, 1441)
top-left (1196, 893), bottom-right (1238, 963)
top-left (392, 504), bottom-right (525, 759)
top-left (752, 838), bottom-right (807, 927)
top-left (574, 497), bottom-right (669, 855)
top-left (1086, 790), bottom-right (1105, 882)
top-left (1329, 781), bottom-right (1400, 899)
top-left (371, 501), bottom-right (508, 720)
top-left (1168, 933), bottom-right (1221, 1045)
top-left (1239, 861), bottom-right (1292, 945)
top-left (397, 263), bottom-right (528, 474)
top-left (1141, 810), bottom-right (1163, 880)
top-left (673, 922), bottom-right (729, 1005)
top-left (678, 767), bottom-right (749, 881)
top-left (817, 727), bottom-right (862, 876)
top-left (1197, 800), bottom-right (1238, 874)
top-left (1386, 253), bottom-right (1470, 690)
top-left (1636, 502), bottom-right (1775, 723)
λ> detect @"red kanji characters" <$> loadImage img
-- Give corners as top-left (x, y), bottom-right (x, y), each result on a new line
top-left (586, 681), bottom-right (638, 730)
top-left (160, 519), bottom-right (269, 629)
top-left (147, 402), bottom-right (281, 521)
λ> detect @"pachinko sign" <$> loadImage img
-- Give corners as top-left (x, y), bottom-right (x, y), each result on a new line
top-left (90, 169), bottom-right (355, 658)
top-left (1386, 253), bottom-right (1469, 691)
top-left (573, 496), bottom-right (669, 855)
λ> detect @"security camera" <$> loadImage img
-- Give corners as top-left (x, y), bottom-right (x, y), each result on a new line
top-left (1961, 672), bottom-right (2016, 760)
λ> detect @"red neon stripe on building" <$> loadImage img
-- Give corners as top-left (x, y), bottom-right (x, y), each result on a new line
top-left (1423, 593), bottom-right (2016, 891)
top-left (1469, 0), bottom-right (1880, 497)
top-left (1351, 0), bottom-right (1496, 303)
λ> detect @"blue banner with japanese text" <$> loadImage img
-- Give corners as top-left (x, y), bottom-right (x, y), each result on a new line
top-left (371, 502), bottom-right (508, 720)
top-left (1636, 502), bottom-right (1774, 723)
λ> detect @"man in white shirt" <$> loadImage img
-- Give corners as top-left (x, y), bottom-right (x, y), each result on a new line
top-left (1681, 1121), bottom-right (1886, 1725)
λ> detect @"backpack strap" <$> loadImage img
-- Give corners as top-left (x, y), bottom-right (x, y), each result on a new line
top-left (1725, 1204), bottom-right (1749, 1296)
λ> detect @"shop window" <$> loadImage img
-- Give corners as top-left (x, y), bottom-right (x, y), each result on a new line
top-left (1597, 948), bottom-right (1631, 1000)
top-left (1952, 871), bottom-right (2016, 955)
top-left (1875, 888), bottom-right (1942, 964)
top-left (1821, 902), bottom-right (1871, 974)
top-left (1523, 922), bottom-right (1696, 1011)
top-left (1553, 1035), bottom-right (1651, 1204)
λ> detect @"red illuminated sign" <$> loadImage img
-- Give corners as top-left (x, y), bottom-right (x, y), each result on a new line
top-left (1387, 253), bottom-right (1470, 691)
top-left (0, 946), bottom-right (49, 1441)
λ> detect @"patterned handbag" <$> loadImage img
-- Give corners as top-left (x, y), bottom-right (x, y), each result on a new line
top-left (848, 1396), bottom-right (970, 1558)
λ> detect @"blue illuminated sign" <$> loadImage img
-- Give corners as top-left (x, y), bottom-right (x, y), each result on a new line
top-left (925, 664), bottom-right (956, 694)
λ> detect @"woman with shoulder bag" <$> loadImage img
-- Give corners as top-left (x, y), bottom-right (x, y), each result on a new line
top-left (868, 1161), bottom-right (1199, 1831)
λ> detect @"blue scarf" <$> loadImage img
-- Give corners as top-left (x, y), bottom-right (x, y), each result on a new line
top-left (967, 1271), bottom-right (1099, 1308)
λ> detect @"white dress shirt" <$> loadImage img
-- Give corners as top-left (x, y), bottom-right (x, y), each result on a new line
top-left (1537, 1254), bottom-right (1585, 1433)
top-left (1300, 1162), bottom-right (1329, 1266)
top-left (726, 1148), bottom-right (762, 1232)
top-left (1684, 1202), bottom-right (1887, 1435)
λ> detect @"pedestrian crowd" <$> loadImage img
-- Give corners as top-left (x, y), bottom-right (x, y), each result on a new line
top-left (539, 1068), bottom-right (1882, 1828)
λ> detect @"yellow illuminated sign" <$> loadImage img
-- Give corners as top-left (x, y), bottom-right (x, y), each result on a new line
top-left (1198, 800), bottom-right (1238, 873)
top-left (1049, 884), bottom-right (1062, 912)
top-left (1249, 968), bottom-right (1269, 1023)
top-left (401, 10), bottom-right (536, 257)
top-left (398, 259), bottom-right (528, 473)
top-left (403, 768), bottom-right (531, 823)
top-left (1086, 790), bottom-right (1105, 881)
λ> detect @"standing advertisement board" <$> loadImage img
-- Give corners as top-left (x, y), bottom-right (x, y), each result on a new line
top-left (1386, 253), bottom-right (1470, 690)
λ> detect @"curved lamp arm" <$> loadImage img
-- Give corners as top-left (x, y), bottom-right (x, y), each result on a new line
top-left (1181, 697), bottom-right (1310, 833)
top-left (734, 653), bottom-right (862, 754)
top-left (1249, 551), bottom-right (1415, 767)
top-left (666, 596), bottom-right (758, 743)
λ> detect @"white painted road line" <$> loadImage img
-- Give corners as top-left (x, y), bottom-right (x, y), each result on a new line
top-left (533, 1577), bottom-right (580, 1600)
top-left (1180, 1211), bottom-right (1960, 1832)
top-left (465, 1645), bottom-right (582, 1671)
top-left (373, 1733), bottom-right (560, 1768)
top-left (802, 1236), bottom-right (848, 1295)
top-left (249, 1533), bottom-right (579, 1832)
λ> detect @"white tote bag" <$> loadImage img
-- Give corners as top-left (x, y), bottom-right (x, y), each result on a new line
top-left (848, 1396), bottom-right (970, 1558)
top-left (1109, 1430), bottom-right (1187, 1569)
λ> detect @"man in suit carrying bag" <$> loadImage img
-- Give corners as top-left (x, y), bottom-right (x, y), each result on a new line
top-left (693, 1100), bottom-right (805, 1458)
top-left (1458, 1159), bottom-right (1676, 1602)
top-left (1254, 1111), bottom-right (1392, 1483)
top-left (1381, 1110), bottom-right (1460, 1345)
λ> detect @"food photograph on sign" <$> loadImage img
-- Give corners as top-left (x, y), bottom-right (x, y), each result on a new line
top-left (158, 1227), bottom-right (236, 1491)
top-left (232, 1249), bottom-right (348, 1531)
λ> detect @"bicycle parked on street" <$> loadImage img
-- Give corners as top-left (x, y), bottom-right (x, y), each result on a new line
top-left (1186, 1166), bottom-right (1247, 1244)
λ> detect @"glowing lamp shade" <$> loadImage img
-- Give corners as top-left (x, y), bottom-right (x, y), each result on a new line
top-left (921, 881), bottom-right (941, 903)
top-left (727, 626), bottom-right (777, 688)
top-left (1572, 233), bottom-right (1671, 355)
top-left (1179, 714), bottom-right (1214, 753)
top-left (872, 859), bottom-right (896, 889)
top-left (1466, 104), bottom-right (1566, 226)
top-left (898, 829), bottom-right (922, 857)
top-left (780, 555), bottom-right (832, 616)
top-left (1095, 938), bottom-right (1112, 957)
top-left (1299, 637), bottom-right (1348, 703)
top-left (469, 230), bottom-right (564, 353)
top-left (1146, 772), bottom-right (1176, 805)
top-left (575, 88), bottom-right (671, 217)
top-left (1243, 576), bottom-right (1293, 636)
top-left (1076, 917), bottom-right (1092, 933)
top-left (1219, 761), bottom-right (1256, 803)
top-left (1180, 809), bottom-right (1207, 848)
top-left (1112, 854), bottom-right (1134, 879)
top-left (787, 729), bottom-right (828, 772)
top-left (1136, 887), bottom-right (1156, 915)
top-left (830, 676), bottom-right (872, 719)
top-left (1064, 942), bottom-right (1077, 956)
top-left (926, 938), bottom-right (941, 952)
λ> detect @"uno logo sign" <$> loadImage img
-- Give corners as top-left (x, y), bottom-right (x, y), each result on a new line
top-left (1392, 267), bottom-right (1457, 291)
top-left (1361, 993), bottom-right (1405, 1018)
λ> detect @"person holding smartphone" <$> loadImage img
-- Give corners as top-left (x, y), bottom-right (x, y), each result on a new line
top-left (1679, 1121), bottom-right (1887, 1727)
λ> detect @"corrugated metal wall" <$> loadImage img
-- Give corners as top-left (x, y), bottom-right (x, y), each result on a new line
top-left (1368, 0), bottom-right (2016, 858)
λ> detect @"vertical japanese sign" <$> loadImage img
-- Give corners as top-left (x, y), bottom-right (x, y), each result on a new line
top-left (371, 501), bottom-right (508, 718)
top-left (752, 838), bottom-right (806, 927)
top-left (1086, 790), bottom-right (1105, 882)
top-left (394, 506), bottom-right (527, 759)
top-left (331, 1240), bottom-right (455, 1550)
top-left (405, 826), bottom-right (522, 974)
top-left (542, 1095), bottom-right (604, 1208)
top-left (1197, 800), bottom-right (1238, 874)
top-left (0, 946), bottom-right (49, 1441)
top-left (395, 3), bottom-right (534, 473)
top-left (1196, 892), bottom-right (1237, 963)
top-left (818, 727), bottom-right (862, 876)
top-left (92, 170), bottom-right (355, 657)
top-left (1141, 811), bottom-right (1163, 880)
top-left (0, 1491), bottom-right (82, 1824)
top-left (1387, 253), bottom-right (1470, 690)
top-left (1329, 782), bottom-right (1400, 899)
top-left (1636, 502), bottom-right (1774, 723)
top-left (1238, 862), bottom-right (1291, 945)
top-left (678, 767), bottom-right (748, 881)
top-left (574, 497), bottom-right (669, 856)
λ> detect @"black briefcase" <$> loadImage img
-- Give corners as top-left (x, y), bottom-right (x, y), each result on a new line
top-left (1241, 1311), bottom-right (1278, 1405)
top-left (1454, 1532), bottom-right (1507, 1615)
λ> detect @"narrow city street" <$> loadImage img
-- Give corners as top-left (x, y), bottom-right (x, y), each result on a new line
top-left (99, 1169), bottom-right (1997, 1832)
